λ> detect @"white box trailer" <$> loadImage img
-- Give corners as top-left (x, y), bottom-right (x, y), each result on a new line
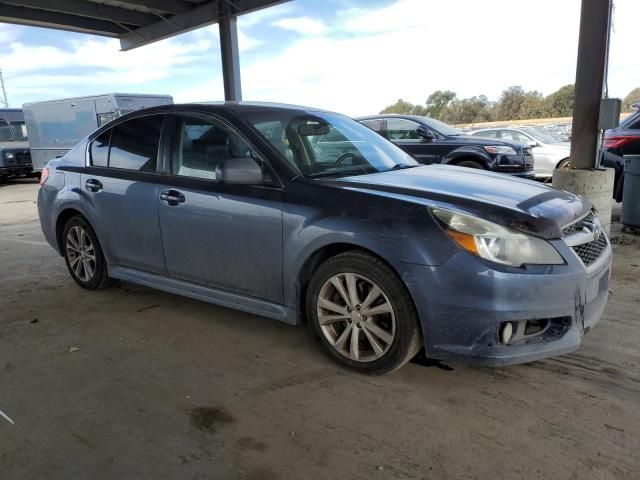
top-left (23, 93), bottom-right (173, 171)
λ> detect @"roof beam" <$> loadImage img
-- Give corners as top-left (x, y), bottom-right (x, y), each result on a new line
top-left (0, 4), bottom-right (126, 36)
top-left (120, 2), bottom-right (219, 50)
top-left (2, 0), bottom-right (156, 27)
top-left (112, 0), bottom-right (193, 15)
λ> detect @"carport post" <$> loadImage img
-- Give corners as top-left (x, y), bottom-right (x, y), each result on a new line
top-left (219, 12), bottom-right (242, 101)
top-left (553, 0), bottom-right (615, 233)
top-left (570, 0), bottom-right (613, 169)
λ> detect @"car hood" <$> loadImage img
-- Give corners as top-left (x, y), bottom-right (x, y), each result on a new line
top-left (332, 165), bottom-right (591, 239)
top-left (454, 135), bottom-right (525, 148)
top-left (0, 141), bottom-right (29, 150)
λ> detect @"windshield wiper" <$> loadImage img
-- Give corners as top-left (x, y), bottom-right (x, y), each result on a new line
top-left (387, 164), bottom-right (419, 171)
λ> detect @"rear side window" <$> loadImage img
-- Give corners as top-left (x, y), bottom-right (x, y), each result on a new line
top-left (90, 130), bottom-right (110, 167)
top-left (108, 115), bottom-right (164, 171)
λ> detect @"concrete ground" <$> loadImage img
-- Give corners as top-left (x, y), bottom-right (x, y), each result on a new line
top-left (1, 179), bottom-right (638, 480)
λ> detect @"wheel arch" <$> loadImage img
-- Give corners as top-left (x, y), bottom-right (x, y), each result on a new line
top-left (55, 208), bottom-right (95, 256)
top-left (443, 148), bottom-right (491, 168)
top-left (294, 242), bottom-right (422, 336)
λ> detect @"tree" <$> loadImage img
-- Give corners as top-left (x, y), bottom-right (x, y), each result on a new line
top-left (544, 84), bottom-right (574, 117)
top-left (424, 90), bottom-right (457, 120)
top-left (622, 88), bottom-right (640, 112)
top-left (380, 99), bottom-right (426, 115)
top-left (495, 86), bottom-right (525, 120)
top-left (518, 91), bottom-right (546, 119)
top-left (445, 96), bottom-right (493, 124)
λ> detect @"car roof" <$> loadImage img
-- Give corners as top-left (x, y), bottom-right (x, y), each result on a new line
top-left (127, 101), bottom-right (335, 116)
top-left (356, 114), bottom-right (429, 122)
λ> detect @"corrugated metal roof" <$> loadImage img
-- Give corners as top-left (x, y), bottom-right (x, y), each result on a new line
top-left (0, 0), bottom-right (288, 49)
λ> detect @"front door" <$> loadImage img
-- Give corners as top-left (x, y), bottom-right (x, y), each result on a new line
top-left (81, 114), bottom-right (166, 274)
top-left (385, 118), bottom-right (440, 164)
top-left (157, 113), bottom-right (284, 302)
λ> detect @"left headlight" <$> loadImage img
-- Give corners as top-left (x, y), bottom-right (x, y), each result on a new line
top-left (483, 145), bottom-right (517, 155)
top-left (431, 208), bottom-right (564, 267)
top-left (5, 152), bottom-right (15, 159)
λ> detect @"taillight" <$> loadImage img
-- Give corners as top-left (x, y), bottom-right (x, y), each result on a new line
top-left (39, 167), bottom-right (49, 187)
top-left (604, 135), bottom-right (636, 149)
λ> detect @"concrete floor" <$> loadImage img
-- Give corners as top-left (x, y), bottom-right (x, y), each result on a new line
top-left (1, 179), bottom-right (638, 479)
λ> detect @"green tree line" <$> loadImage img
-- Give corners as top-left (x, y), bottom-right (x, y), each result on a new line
top-left (381, 85), bottom-right (640, 124)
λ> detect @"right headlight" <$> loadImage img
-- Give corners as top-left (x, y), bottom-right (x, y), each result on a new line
top-left (483, 145), bottom-right (517, 155)
top-left (431, 208), bottom-right (564, 267)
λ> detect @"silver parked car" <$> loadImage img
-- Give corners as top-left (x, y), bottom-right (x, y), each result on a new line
top-left (470, 127), bottom-right (570, 179)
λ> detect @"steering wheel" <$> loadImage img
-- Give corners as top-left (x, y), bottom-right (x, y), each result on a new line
top-left (333, 152), bottom-right (357, 167)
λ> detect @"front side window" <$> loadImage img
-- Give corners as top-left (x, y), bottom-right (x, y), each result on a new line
top-left (108, 115), bottom-right (163, 171)
top-left (245, 110), bottom-right (418, 178)
top-left (386, 118), bottom-right (422, 141)
top-left (499, 130), bottom-right (529, 144)
top-left (171, 114), bottom-right (257, 180)
top-left (360, 119), bottom-right (383, 132)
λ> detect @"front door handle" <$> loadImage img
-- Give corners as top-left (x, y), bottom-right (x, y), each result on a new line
top-left (160, 189), bottom-right (185, 206)
top-left (85, 178), bottom-right (103, 192)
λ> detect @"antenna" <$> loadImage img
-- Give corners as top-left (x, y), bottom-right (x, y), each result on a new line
top-left (0, 70), bottom-right (8, 108)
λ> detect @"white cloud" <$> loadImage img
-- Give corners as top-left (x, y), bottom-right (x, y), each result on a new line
top-left (239, 2), bottom-right (297, 28)
top-left (0, 24), bottom-right (19, 44)
top-left (272, 16), bottom-right (328, 35)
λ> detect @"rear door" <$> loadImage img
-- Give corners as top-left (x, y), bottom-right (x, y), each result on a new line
top-left (82, 114), bottom-right (166, 274)
top-left (156, 112), bottom-right (284, 302)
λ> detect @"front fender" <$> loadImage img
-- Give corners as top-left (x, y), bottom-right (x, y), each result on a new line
top-left (281, 179), bottom-right (459, 308)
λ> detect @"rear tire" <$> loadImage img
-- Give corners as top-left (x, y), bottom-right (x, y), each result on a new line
top-left (62, 216), bottom-right (112, 290)
top-left (456, 160), bottom-right (484, 169)
top-left (556, 158), bottom-right (570, 170)
top-left (306, 251), bottom-right (422, 375)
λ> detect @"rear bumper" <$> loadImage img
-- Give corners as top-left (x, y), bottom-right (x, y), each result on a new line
top-left (399, 239), bottom-right (612, 366)
top-left (508, 169), bottom-right (536, 179)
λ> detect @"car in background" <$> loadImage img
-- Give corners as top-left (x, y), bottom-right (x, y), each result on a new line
top-left (0, 108), bottom-right (33, 181)
top-left (38, 103), bottom-right (610, 373)
top-left (604, 102), bottom-right (640, 157)
top-left (357, 115), bottom-right (535, 178)
top-left (470, 126), bottom-right (570, 179)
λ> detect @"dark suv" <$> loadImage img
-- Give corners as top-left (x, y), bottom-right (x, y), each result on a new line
top-left (358, 115), bottom-right (535, 178)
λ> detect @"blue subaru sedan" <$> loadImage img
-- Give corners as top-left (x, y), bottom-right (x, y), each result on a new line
top-left (37, 103), bottom-right (612, 374)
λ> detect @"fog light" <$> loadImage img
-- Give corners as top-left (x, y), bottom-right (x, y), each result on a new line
top-left (500, 322), bottom-right (513, 344)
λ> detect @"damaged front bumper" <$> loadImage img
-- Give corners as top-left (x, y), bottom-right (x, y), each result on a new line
top-left (401, 236), bottom-right (612, 366)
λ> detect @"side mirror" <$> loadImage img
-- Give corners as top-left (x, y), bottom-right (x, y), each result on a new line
top-left (416, 126), bottom-right (435, 141)
top-left (216, 157), bottom-right (267, 185)
top-left (526, 139), bottom-right (538, 148)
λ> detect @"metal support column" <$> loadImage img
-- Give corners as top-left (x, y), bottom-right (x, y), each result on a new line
top-left (219, 12), bottom-right (242, 102)
top-left (569, 0), bottom-right (612, 169)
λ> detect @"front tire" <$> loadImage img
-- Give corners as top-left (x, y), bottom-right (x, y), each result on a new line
top-left (306, 251), bottom-right (422, 374)
top-left (62, 216), bottom-right (112, 290)
top-left (456, 160), bottom-right (484, 169)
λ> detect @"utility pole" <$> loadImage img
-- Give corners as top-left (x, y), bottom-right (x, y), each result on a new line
top-left (0, 70), bottom-right (8, 108)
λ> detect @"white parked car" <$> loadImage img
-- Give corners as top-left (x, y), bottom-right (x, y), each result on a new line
top-left (470, 127), bottom-right (570, 179)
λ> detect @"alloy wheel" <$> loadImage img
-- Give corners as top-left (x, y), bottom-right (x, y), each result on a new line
top-left (316, 273), bottom-right (396, 362)
top-left (66, 225), bottom-right (97, 282)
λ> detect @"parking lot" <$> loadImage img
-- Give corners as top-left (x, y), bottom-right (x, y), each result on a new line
top-left (0, 178), bottom-right (637, 479)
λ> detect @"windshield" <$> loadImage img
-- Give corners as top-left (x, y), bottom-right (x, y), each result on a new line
top-left (245, 110), bottom-right (418, 178)
top-left (417, 117), bottom-right (463, 136)
top-left (0, 120), bottom-right (28, 142)
top-left (520, 127), bottom-right (563, 144)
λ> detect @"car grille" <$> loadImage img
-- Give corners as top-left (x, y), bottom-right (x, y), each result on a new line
top-left (562, 212), bottom-right (609, 267)
top-left (572, 235), bottom-right (609, 267)
top-left (16, 151), bottom-right (31, 164)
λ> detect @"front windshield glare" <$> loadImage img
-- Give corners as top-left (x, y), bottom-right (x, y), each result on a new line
top-left (521, 127), bottom-right (561, 144)
top-left (246, 111), bottom-right (418, 178)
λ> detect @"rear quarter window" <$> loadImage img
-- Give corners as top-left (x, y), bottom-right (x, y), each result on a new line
top-left (90, 130), bottom-right (110, 167)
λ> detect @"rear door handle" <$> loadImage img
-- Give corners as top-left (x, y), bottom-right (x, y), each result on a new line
top-left (85, 178), bottom-right (103, 192)
top-left (160, 189), bottom-right (185, 206)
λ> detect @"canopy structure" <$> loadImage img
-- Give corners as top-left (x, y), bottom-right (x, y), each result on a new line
top-left (0, 0), bottom-right (289, 99)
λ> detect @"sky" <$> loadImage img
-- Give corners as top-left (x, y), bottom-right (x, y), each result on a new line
top-left (0, 0), bottom-right (638, 117)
